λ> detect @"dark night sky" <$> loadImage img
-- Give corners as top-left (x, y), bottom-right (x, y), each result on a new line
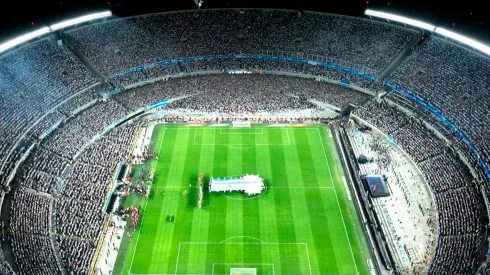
top-left (1, 0), bottom-right (489, 45)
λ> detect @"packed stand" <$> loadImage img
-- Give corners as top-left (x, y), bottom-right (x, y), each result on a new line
top-left (391, 122), bottom-right (446, 163)
top-left (27, 111), bottom-right (67, 139)
top-left (0, 253), bottom-right (15, 275)
top-left (434, 187), bottom-right (485, 236)
top-left (387, 36), bottom-right (490, 177)
top-left (354, 101), bottom-right (409, 135)
top-left (10, 234), bottom-right (60, 275)
top-left (57, 237), bottom-right (96, 275)
top-left (53, 198), bottom-right (106, 239)
top-left (419, 154), bottom-right (473, 193)
top-left (9, 189), bottom-right (60, 274)
top-left (165, 74), bottom-right (372, 114)
top-left (353, 100), bottom-right (487, 273)
top-left (67, 9), bottom-right (416, 77)
top-left (57, 91), bottom-right (100, 116)
top-left (113, 79), bottom-right (190, 111)
top-left (42, 100), bottom-right (127, 159)
top-left (262, 11), bottom-right (416, 73)
top-left (10, 189), bottom-right (52, 236)
top-left (0, 39), bottom-right (96, 169)
top-left (476, 262), bottom-right (490, 275)
top-left (13, 148), bottom-right (69, 194)
top-left (429, 233), bottom-right (484, 275)
top-left (0, 137), bottom-right (35, 187)
top-left (167, 74), bottom-right (314, 113)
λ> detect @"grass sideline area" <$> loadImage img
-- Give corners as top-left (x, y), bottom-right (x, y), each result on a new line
top-left (116, 124), bottom-right (372, 274)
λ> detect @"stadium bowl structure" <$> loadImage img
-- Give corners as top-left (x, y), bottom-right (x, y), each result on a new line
top-left (0, 8), bottom-right (489, 275)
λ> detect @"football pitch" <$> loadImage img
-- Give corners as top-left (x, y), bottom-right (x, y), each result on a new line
top-left (120, 124), bottom-right (372, 275)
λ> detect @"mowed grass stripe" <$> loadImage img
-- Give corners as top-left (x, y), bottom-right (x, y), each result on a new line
top-left (184, 128), bottom-right (216, 274)
top-left (205, 129), bottom-right (229, 270)
top-left (178, 128), bottom-right (204, 274)
top-left (294, 128), bottom-right (340, 275)
top-left (268, 129), bottom-right (301, 274)
top-left (224, 131), bottom-right (244, 264)
top-left (255, 129), bottom-right (281, 267)
top-left (241, 130), bottom-right (262, 265)
top-left (159, 128), bottom-right (192, 274)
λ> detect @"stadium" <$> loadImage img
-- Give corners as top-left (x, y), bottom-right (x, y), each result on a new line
top-left (0, 2), bottom-right (490, 275)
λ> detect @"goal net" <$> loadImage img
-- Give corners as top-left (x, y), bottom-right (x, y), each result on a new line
top-left (232, 121), bottom-right (251, 128)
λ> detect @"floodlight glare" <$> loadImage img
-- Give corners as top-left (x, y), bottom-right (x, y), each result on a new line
top-left (435, 27), bottom-right (490, 55)
top-left (50, 11), bottom-right (112, 31)
top-left (0, 27), bottom-right (51, 54)
top-left (365, 9), bottom-right (436, 32)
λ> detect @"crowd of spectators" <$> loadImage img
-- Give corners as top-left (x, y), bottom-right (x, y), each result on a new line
top-left (2, 8), bottom-right (490, 275)
top-left (476, 261), bottom-right (490, 275)
top-left (9, 189), bottom-right (60, 274)
top-left (387, 36), bottom-right (490, 176)
top-left (67, 9), bottom-right (416, 77)
top-left (164, 74), bottom-right (372, 114)
top-left (57, 91), bottom-right (100, 117)
top-left (354, 100), bottom-right (487, 274)
top-left (0, 39), bottom-right (97, 172)
top-left (419, 154), bottom-right (473, 193)
top-left (354, 101), bottom-right (409, 134)
top-left (42, 100), bottom-right (127, 159)
top-left (6, 98), bottom-right (138, 273)
top-left (53, 198), bottom-right (106, 239)
top-left (429, 233), bottom-right (484, 275)
top-left (57, 237), bottom-right (96, 275)
top-left (10, 234), bottom-right (60, 275)
top-left (12, 148), bottom-right (68, 194)
top-left (434, 187), bottom-right (486, 236)
top-left (0, 251), bottom-right (16, 275)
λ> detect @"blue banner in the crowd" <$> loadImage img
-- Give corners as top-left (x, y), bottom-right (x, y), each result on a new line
top-left (108, 55), bottom-right (377, 81)
top-left (148, 100), bottom-right (168, 110)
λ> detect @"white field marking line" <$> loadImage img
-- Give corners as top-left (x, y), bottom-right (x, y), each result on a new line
top-left (305, 243), bottom-right (313, 275)
top-left (177, 242), bottom-right (308, 275)
top-left (286, 128), bottom-right (291, 145)
top-left (129, 128), bottom-right (167, 273)
top-left (179, 242), bottom-right (307, 245)
top-left (159, 186), bottom-right (333, 189)
top-left (174, 243), bottom-right (181, 275)
top-left (220, 236), bottom-right (267, 244)
top-left (212, 263), bottom-right (275, 275)
top-left (316, 128), bottom-right (359, 274)
top-left (219, 128), bottom-right (264, 135)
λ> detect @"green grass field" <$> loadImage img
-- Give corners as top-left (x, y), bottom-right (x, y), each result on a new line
top-left (118, 124), bottom-right (372, 275)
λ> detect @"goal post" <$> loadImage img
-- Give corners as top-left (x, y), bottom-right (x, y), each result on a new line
top-left (232, 121), bottom-right (251, 128)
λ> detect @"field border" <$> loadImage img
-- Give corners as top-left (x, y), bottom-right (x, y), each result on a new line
top-left (128, 128), bottom-right (167, 273)
top-left (127, 125), bottom-right (358, 275)
top-left (316, 128), bottom-right (359, 274)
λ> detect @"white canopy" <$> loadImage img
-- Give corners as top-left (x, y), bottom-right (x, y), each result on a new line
top-left (209, 174), bottom-right (265, 195)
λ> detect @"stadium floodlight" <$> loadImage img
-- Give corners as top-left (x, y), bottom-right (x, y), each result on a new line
top-left (435, 27), bottom-right (490, 56)
top-left (50, 11), bottom-right (112, 31)
top-left (0, 27), bottom-right (51, 54)
top-left (365, 9), bottom-right (436, 32)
